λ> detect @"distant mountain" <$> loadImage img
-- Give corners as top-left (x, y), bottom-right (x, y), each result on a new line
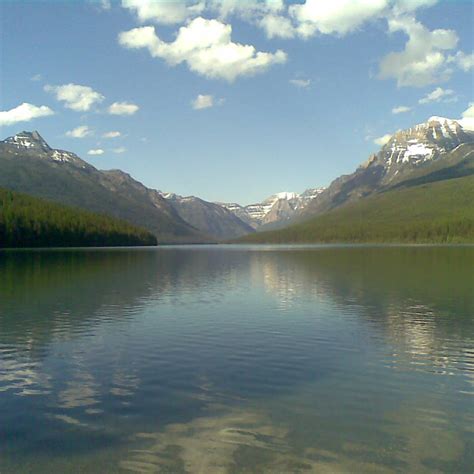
top-left (158, 192), bottom-right (254, 240)
top-left (238, 174), bottom-right (474, 244)
top-left (238, 116), bottom-right (474, 244)
top-left (0, 131), bottom-right (206, 243)
top-left (0, 187), bottom-right (157, 248)
top-left (303, 116), bottom-right (474, 217)
top-left (220, 188), bottom-right (325, 230)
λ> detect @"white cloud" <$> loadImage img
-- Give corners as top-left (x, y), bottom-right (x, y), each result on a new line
top-left (259, 14), bottom-right (295, 39)
top-left (378, 16), bottom-right (458, 87)
top-left (118, 18), bottom-right (287, 81)
top-left (289, 0), bottom-right (388, 38)
top-left (448, 51), bottom-right (474, 72)
top-left (87, 148), bottom-right (105, 155)
top-left (66, 125), bottom-right (93, 138)
top-left (102, 130), bottom-right (121, 138)
top-left (45, 83), bottom-right (105, 111)
top-left (392, 105), bottom-right (411, 114)
top-left (418, 87), bottom-right (455, 104)
top-left (0, 102), bottom-right (54, 126)
top-left (31, 74), bottom-right (42, 82)
top-left (374, 134), bottom-right (392, 146)
top-left (122, 0), bottom-right (204, 24)
top-left (112, 146), bottom-right (127, 153)
top-left (459, 103), bottom-right (474, 131)
top-left (192, 94), bottom-right (215, 110)
top-left (290, 78), bottom-right (311, 88)
top-left (108, 101), bottom-right (139, 115)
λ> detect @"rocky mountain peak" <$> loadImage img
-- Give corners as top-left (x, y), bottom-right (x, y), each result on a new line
top-left (1, 130), bottom-right (88, 166)
top-left (3, 130), bottom-right (52, 152)
top-left (376, 117), bottom-right (473, 172)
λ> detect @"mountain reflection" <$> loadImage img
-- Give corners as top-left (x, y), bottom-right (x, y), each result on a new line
top-left (1, 246), bottom-right (473, 371)
top-left (1, 246), bottom-right (473, 473)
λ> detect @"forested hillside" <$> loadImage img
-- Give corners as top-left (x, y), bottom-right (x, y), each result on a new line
top-left (238, 175), bottom-right (474, 244)
top-left (0, 188), bottom-right (157, 248)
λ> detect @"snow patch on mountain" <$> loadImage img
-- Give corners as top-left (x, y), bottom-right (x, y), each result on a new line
top-left (220, 188), bottom-right (325, 229)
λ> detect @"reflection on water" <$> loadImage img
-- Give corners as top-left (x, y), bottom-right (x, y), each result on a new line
top-left (0, 246), bottom-right (473, 473)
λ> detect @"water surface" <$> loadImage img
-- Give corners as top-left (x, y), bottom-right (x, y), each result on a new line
top-left (0, 245), bottom-right (473, 473)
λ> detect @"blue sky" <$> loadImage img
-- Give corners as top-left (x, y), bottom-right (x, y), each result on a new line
top-left (1, 0), bottom-right (472, 204)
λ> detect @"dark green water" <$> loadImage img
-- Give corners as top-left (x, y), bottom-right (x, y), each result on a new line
top-left (0, 245), bottom-right (473, 473)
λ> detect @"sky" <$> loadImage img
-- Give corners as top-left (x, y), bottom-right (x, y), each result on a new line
top-left (0, 0), bottom-right (473, 204)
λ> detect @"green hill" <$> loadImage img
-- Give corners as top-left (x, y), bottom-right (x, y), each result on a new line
top-left (238, 175), bottom-right (474, 244)
top-left (0, 188), bottom-right (157, 248)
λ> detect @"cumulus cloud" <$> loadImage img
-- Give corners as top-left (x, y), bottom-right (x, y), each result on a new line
top-left (290, 78), bottom-right (311, 88)
top-left (192, 94), bottom-right (215, 110)
top-left (87, 148), bottom-right (105, 155)
top-left (378, 16), bottom-right (458, 87)
top-left (122, 0), bottom-right (204, 24)
top-left (108, 101), bottom-right (139, 115)
top-left (45, 83), bottom-right (105, 111)
top-left (112, 146), bottom-right (127, 153)
top-left (102, 130), bottom-right (121, 138)
top-left (118, 18), bottom-right (287, 81)
top-left (66, 125), bottom-right (93, 138)
top-left (119, 0), bottom-right (441, 42)
top-left (289, 0), bottom-right (388, 37)
top-left (0, 102), bottom-right (54, 126)
top-left (459, 103), bottom-right (474, 131)
top-left (418, 87), bottom-right (455, 104)
top-left (392, 105), bottom-right (411, 114)
top-left (374, 134), bottom-right (392, 146)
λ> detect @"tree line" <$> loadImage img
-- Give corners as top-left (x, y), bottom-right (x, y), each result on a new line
top-left (0, 188), bottom-right (157, 248)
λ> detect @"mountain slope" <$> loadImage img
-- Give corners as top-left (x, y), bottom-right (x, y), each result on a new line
top-left (159, 192), bottom-right (254, 240)
top-left (0, 187), bottom-right (157, 248)
top-left (302, 117), bottom-right (474, 218)
top-left (238, 174), bottom-right (474, 244)
top-left (0, 131), bottom-right (207, 243)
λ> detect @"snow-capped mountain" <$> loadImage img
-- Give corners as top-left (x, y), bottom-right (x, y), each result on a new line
top-left (371, 116), bottom-right (473, 183)
top-left (0, 131), bottom-right (207, 243)
top-left (2, 131), bottom-right (89, 167)
top-left (220, 188), bottom-right (325, 229)
top-left (303, 116), bottom-right (474, 217)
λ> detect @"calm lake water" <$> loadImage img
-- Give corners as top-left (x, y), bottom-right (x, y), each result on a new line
top-left (0, 245), bottom-right (473, 473)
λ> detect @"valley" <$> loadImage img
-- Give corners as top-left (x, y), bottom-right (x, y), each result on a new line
top-left (1, 116), bottom-right (473, 246)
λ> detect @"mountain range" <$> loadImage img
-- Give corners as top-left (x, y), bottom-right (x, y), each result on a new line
top-left (218, 189), bottom-right (325, 229)
top-left (1, 115), bottom-right (473, 244)
top-left (240, 116), bottom-right (474, 243)
top-left (0, 131), bottom-right (325, 241)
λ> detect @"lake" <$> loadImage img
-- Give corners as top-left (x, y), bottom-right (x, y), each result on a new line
top-left (0, 245), bottom-right (473, 473)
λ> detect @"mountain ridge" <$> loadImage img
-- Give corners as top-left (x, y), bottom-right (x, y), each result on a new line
top-left (300, 116), bottom-right (474, 219)
top-left (237, 116), bottom-right (474, 244)
top-left (0, 131), bottom-right (207, 243)
top-left (2, 115), bottom-right (473, 245)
